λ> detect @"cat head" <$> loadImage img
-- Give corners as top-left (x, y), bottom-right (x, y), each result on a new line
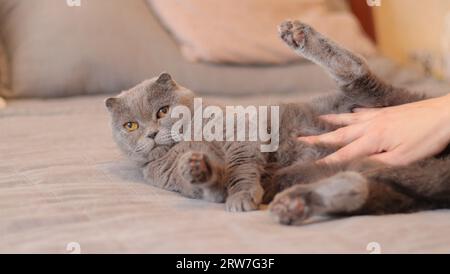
top-left (105, 73), bottom-right (195, 164)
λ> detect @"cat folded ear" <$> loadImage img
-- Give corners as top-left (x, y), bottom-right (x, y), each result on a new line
top-left (105, 97), bottom-right (119, 111)
top-left (156, 72), bottom-right (176, 89)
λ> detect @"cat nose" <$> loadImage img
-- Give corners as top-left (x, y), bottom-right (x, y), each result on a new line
top-left (147, 131), bottom-right (158, 139)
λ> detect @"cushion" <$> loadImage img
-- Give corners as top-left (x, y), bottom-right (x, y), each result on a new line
top-left (0, 0), bottom-right (170, 98)
top-left (0, 0), bottom-right (370, 98)
top-left (148, 0), bottom-right (376, 65)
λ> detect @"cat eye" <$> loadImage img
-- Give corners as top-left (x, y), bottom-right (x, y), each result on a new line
top-left (157, 106), bottom-right (170, 119)
top-left (123, 122), bottom-right (139, 132)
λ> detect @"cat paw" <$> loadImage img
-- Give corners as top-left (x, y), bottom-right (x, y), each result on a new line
top-left (269, 172), bottom-right (369, 225)
top-left (226, 191), bottom-right (262, 212)
top-left (269, 186), bottom-right (313, 225)
top-left (179, 151), bottom-right (212, 185)
top-left (278, 20), bottom-right (310, 50)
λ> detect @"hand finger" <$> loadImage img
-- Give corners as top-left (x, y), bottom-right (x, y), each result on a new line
top-left (317, 137), bottom-right (376, 164)
top-left (320, 111), bottom-right (379, 126)
top-left (369, 151), bottom-right (409, 166)
top-left (319, 113), bottom-right (361, 126)
top-left (369, 145), bottom-right (431, 166)
top-left (353, 107), bottom-right (383, 113)
top-left (298, 124), bottom-right (365, 146)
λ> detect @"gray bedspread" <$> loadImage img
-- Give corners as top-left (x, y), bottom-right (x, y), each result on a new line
top-left (1, 58), bottom-right (450, 253)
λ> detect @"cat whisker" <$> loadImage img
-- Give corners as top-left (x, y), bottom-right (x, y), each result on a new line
top-left (156, 132), bottom-right (177, 144)
top-left (135, 143), bottom-right (150, 153)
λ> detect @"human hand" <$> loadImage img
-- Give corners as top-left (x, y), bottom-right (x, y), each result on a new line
top-left (299, 94), bottom-right (450, 166)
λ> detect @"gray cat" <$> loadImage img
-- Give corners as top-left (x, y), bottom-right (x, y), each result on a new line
top-left (105, 73), bottom-right (265, 212)
top-left (106, 21), bottom-right (450, 225)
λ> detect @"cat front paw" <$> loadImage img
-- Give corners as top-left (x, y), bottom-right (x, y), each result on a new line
top-left (279, 20), bottom-right (310, 50)
top-left (179, 151), bottom-right (212, 185)
top-left (226, 189), bottom-right (263, 212)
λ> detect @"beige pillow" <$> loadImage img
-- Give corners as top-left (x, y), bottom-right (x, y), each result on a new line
top-left (0, 0), bottom-right (174, 98)
top-left (0, 0), bottom-right (363, 98)
top-left (149, 0), bottom-right (376, 65)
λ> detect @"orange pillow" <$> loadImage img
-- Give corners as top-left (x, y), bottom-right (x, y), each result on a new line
top-left (149, 0), bottom-right (376, 65)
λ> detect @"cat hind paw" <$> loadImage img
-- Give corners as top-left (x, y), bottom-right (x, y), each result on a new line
top-left (279, 20), bottom-right (310, 50)
top-left (269, 187), bottom-right (312, 225)
top-left (269, 172), bottom-right (369, 225)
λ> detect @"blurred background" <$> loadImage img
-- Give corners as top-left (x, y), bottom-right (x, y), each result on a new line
top-left (372, 0), bottom-right (450, 79)
top-left (1, 0), bottom-right (449, 100)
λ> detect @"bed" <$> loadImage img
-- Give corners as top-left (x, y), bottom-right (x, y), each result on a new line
top-left (1, 55), bottom-right (450, 253)
top-left (1, 0), bottom-right (450, 253)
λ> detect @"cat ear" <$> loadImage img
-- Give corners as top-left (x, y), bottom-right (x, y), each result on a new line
top-left (105, 97), bottom-right (119, 111)
top-left (156, 72), bottom-right (176, 88)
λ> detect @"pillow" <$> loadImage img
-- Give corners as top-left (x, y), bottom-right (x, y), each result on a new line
top-left (0, 0), bottom-right (367, 98)
top-left (0, 0), bottom-right (175, 98)
top-left (148, 0), bottom-right (377, 65)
